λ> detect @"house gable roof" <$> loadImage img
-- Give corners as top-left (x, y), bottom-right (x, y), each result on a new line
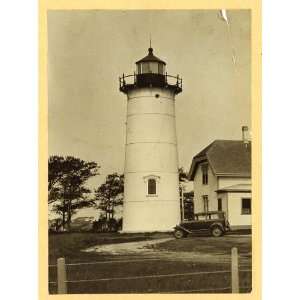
top-left (188, 140), bottom-right (251, 180)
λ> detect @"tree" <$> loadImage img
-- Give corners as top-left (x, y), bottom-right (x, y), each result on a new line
top-left (178, 167), bottom-right (191, 220)
top-left (95, 173), bottom-right (124, 221)
top-left (183, 191), bottom-right (194, 220)
top-left (48, 155), bottom-right (100, 230)
top-left (48, 156), bottom-right (65, 204)
top-left (178, 167), bottom-right (188, 183)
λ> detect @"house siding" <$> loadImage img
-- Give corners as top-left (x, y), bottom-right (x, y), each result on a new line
top-left (227, 192), bottom-right (252, 228)
top-left (217, 193), bottom-right (228, 215)
top-left (193, 163), bottom-right (218, 214)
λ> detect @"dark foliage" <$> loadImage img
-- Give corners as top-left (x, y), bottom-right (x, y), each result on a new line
top-left (94, 173), bottom-right (124, 221)
top-left (48, 155), bottom-right (100, 231)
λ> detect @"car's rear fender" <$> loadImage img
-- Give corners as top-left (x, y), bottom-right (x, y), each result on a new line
top-left (174, 225), bottom-right (192, 234)
top-left (209, 222), bottom-right (224, 231)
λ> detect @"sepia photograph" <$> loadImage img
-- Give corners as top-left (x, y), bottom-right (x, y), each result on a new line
top-left (45, 7), bottom-right (257, 295)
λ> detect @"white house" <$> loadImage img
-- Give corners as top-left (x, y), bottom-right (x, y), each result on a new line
top-left (188, 135), bottom-right (251, 230)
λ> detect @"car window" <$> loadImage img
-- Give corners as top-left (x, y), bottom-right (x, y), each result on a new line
top-left (197, 215), bottom-right (206, 221)
top-left (210, 214), bottom-right (220, 220)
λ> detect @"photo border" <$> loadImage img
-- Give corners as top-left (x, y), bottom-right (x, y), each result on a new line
top-left (39, 1), bottom-right (261, 299)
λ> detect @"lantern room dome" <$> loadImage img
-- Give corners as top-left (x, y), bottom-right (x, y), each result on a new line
top-left (135, 47), bottom-right (166, 65)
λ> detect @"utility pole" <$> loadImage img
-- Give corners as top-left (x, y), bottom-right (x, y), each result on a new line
top-left (180, 183), bottom-right (185, 221)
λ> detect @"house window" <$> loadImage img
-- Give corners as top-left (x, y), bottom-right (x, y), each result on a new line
top-left (218, 198), bottom-right (222, 211)
top-left (241, 198), bottom-right (251, 215)
top-left (148, 179), bottom-right (156, 195)
top-left (203, 195), bottom-right (209, 212)
top-left (202, 165), bottom-right (208, 185)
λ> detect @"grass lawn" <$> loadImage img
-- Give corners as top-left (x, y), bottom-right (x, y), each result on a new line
top-left (48, 232), bottom-right (160, 264)
top-left (48, 232), bottom-right (251, 294)
top-left (151, 234), bottom-right (252, 263)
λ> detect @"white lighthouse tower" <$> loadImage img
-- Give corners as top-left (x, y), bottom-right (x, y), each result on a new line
top-left (119, 47), bottom-right (183, 232)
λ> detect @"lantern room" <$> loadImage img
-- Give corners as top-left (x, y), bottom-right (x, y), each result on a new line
top-left (135, 47), bottom-right (166, 75)
top-left (119, 47), bottom-right (182, 95)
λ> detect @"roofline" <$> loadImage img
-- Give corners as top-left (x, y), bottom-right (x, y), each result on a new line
top-left (188, 157), bottom-right (207, 180)
top-left (135, 60), bottom-right (166, 65)
top-left (188, 159), bottom-right (251, 181)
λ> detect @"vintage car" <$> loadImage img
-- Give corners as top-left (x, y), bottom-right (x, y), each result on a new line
top-left (174, 211), bottom-right (230, 238)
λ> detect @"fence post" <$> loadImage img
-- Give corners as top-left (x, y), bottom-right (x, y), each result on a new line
top-left (57, 257), bottom-right (67, 294)
top-left (231, 247), bottom-right (239, 293)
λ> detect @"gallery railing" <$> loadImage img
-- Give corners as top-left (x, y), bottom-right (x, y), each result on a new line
top-left (119, 72), bottom-right (183, 94)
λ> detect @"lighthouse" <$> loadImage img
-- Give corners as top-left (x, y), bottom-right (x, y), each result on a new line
top-left (119, 47), bottom-right (183, 232)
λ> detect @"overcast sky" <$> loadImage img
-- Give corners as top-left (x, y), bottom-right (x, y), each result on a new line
top-left (48, 10), bottom-right (250, 188)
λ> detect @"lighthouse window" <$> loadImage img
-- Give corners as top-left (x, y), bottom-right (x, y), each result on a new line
top-left (148, 179), bottom-right (157, 195)
top-left (149, 62), bottom-right (159, 73)
top-left (141, 62), bottom-right (150, 73)
top-left (140, 62), bottom-right (161, 74)
top-left (158, 63), bottom-right (164, 74)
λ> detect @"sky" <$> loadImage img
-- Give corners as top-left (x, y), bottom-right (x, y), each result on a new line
top-left (48, 9), bottom-right (251, 189)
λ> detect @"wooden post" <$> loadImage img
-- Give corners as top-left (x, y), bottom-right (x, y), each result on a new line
top-left (231, 247), bottom-right (239, 293)
top-left (180, 183), bottom-right (185, 221)
top-left (57, 257), bottom-right (67, 294)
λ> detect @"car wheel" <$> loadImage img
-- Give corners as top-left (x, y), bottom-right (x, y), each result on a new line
top-left (174, 229), bottom-right (185, 239)
top-left (211, 226), bottom-right (223, 237)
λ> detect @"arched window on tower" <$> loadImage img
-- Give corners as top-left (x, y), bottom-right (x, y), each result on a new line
top-left (143, 175), bottom-right (160, 197)
top-left (148, 178), bottom-right (156, 195)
